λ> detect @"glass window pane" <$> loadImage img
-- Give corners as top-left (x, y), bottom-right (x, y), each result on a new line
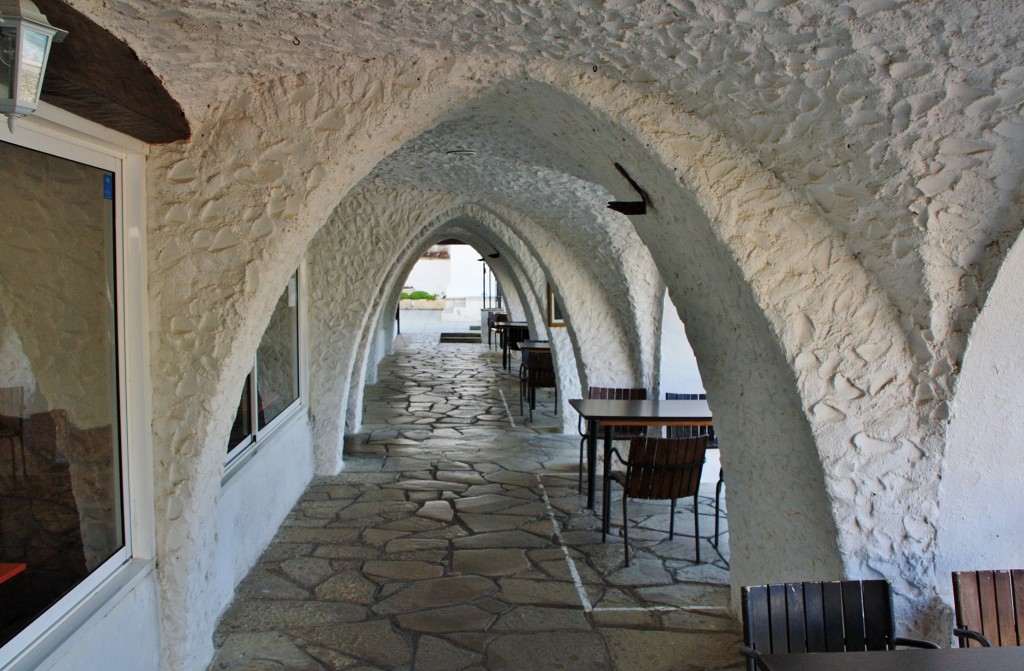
top-left (227, 374), bottom-right (252, 454)
top-left (17, 30), bottom-right (49, 104)
top-left (0, 141), bottom-right (123, 648)
top-left (0, 28), bottom-right (15, 101)
top-left (256, 274), bottom-right (299, 427)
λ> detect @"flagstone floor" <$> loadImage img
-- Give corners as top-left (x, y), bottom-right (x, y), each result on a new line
top-left (209, 334), bottom-right (744, 670)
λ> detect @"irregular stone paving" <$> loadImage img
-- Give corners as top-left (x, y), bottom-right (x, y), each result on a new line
top-left (210, 334), bottom-right (743, 671)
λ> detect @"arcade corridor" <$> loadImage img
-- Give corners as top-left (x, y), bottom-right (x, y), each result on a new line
top-left (209, 335), bottom-right (736, 670)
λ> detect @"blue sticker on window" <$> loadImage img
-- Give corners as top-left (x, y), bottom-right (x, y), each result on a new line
top-left (103, 173), bottom-right (113, 200)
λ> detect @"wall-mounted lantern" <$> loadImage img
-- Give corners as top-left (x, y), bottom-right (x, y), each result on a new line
top-left (0, 0), bottom-right (67, 132)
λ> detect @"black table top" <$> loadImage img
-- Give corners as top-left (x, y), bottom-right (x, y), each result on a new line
top-left (755, 647), bottom-right (1024, 671)
top-left (569, 398), bottom-right (712, 422)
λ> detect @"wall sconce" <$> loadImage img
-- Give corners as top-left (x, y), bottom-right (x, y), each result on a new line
top-left (607, 162), bottom-right (650, 215)
top-left (0, 0), bottom-right (67, 132)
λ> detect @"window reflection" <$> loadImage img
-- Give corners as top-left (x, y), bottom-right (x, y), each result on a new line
top-left (0, 141), bottom-right (123, 647)
top-left (227, 272), bottom-right (300, 459)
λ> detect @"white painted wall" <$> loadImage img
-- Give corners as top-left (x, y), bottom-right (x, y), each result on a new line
top-left (40, 574), bottom-right (161, 671)
top-left (658, 291), bottom-right (705, 396)
top-left (450, 245), bottom-right (488, 299)
top-left (215, 414), bottom-right (315, 613)
top-left (403, 257), bottom-right (450, 296)
top-left (658, 291), bottom-right (719, 483)
top-left (936, 232), bottom-right (1024, 604)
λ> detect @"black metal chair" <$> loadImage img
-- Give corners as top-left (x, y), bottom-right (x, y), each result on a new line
top-left (504, 324), bottom-right (529, 372)
top-left (576, 386), bottom-right (647, 494)
top-left (487, 312), bottom-right (506, 350)
top-left (665, 392), bottom-right (725, 548)
top-left (608, 435), bottom-right (707, 566)
top-left (739, 579), bottom-right (939, 671)
top-left (952, 569), bottom-right (1024, 647)
top-left (520, 350), bottom-right (556, 421)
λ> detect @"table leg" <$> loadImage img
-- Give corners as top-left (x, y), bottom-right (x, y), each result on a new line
top-left (586, 419), bottom-right (597, 509)
top-left (602, 424), bottom-right (612, 542)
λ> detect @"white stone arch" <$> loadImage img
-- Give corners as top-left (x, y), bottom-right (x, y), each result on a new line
top-left (144, 64), bottom-right (962, 665)
top-left (311, 195), bottom-right (656, 455)
top-left (935, 230), bottom-right (1024, 601)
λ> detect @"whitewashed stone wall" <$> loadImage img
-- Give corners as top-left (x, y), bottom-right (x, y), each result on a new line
top-left (59, 1), bottom-right (1022, 666)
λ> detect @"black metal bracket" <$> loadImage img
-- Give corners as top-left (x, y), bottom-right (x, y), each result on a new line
top-left (607, 162), bottom-right (650, 215)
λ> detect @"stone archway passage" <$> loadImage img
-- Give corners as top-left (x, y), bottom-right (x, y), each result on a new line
top-left (210, 334), bottom-right (738, 669)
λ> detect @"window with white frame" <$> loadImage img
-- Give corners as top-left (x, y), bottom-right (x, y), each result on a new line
top-left (227, 271), bottom-right (301, 461)
top-left (0, 131), bottom-right (135, 662)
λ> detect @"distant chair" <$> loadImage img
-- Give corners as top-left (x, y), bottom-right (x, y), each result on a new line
top-left (0, 386), bottom-right (25, 489)
top-left (577, 386), bottom-right (647, 494)
top-left (952, 569), bottom-right (1024, 647)
top-left (609, 435), bottom-right (707, 566)
top-left (740, 579), bottom-right (938, 670)
top-left (504, 324), bottom-right (529, 372)
top-left (520, 350), bottom-right (556, 422)
top-left (487, 312), bottom-right (506, 349)
top-left (665, 392), bottom-right (725, 548)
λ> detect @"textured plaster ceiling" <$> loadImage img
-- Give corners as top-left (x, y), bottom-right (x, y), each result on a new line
top-left (360, 83), bottom-right (640, 237)
top-left (66, 0), bottom-right (1024, 341)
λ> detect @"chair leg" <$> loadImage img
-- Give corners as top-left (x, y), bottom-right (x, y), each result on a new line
top-left (669, 498), bottom-right (677, 539)
top-left (519, 377), bottom-right (525, 417)
top-left (622, 489), bottom-right (630, 567)
top-left (693, 494), bottom-right (701, 564)
top-left (713, 468), bottom-right (724, 548)
top-left (578, 436), bottom-right (586, 494)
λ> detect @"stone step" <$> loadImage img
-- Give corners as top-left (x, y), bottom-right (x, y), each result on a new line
top-left (439, 333), bottom-right (482, 343)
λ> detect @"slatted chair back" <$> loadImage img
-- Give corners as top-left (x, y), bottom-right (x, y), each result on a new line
top-left (741, 580), bottom-right (905, 670)
top-left (611, 435), bottom-right (707, 565)
top-left (953, 569), bottom-right (1024, 647)
top-left (664, 392), bottom-right (714, 440)
top-left (589, 386), bottom-right (647, 439)
top-left (623, 435), bottom-right (706, 501)
top-left (576, 386), bottom-right (648, 494)
top-left (526, 351), bottom-right (556, 388)
top-left (507, 324), bottom-right (529, 351)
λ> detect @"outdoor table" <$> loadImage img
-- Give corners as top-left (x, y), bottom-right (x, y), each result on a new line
top-left (753, 647), bottom-right (1024, 671)
top-left (568, 398), bottom-right (712, 539)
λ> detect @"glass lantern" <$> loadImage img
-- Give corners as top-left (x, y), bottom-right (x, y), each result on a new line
top-left (0, 0), bottom-right (66, 128)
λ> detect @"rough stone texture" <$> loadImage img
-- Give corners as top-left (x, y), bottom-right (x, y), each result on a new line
top-left (24, 2), bottom-right (1023, 668)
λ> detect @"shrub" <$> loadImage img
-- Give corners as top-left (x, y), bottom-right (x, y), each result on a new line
top-left (400, 290), bottom-right (438, 300)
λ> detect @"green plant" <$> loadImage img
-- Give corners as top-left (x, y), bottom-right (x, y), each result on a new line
top-left (400, 290), bottom-right (438, 300)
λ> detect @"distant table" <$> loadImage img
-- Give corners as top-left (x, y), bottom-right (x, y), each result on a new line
top-left (568, 398), bottom-right (712, 538)
top-left (0, 562), bottom-right (26, 584)
top-left (754, 647), bottom-right (1024, 671)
